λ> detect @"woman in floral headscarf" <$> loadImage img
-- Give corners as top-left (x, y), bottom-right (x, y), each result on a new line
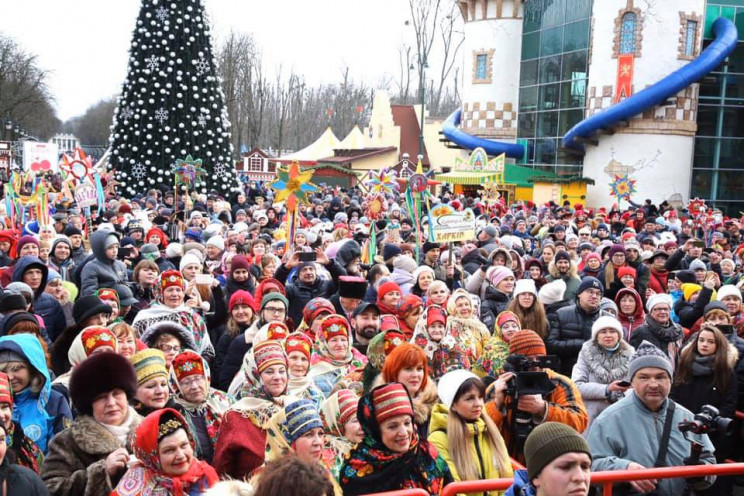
top-left (308, 315), bottom-right (368, 397)
top-left (397, 294), bottom-right (423, 340)
top-left (112, 408), bottom-right (218, 496)
top-left (446, 288), bottom-right (490, 364)
top-left (411, 306), bottom-right (471, 380)
top-left (339, 383), bottom-right (452, 495)
top-left (320, 389), bottom-right (363, 479)
top-left (169, 351), bottom-right (233, 465)
top-left (474, 311), bottom-right (522, 377)
top-left (212, 340), bottom-right (294, 480)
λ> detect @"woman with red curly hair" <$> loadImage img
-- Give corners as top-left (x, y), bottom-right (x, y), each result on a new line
top-left (381, 342), bottom-right (438, 439)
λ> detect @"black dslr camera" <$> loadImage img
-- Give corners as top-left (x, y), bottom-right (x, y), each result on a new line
top-left (678, 405), bottom-right (733, 436)
top-left (501, 354), bottom-right (559, 449)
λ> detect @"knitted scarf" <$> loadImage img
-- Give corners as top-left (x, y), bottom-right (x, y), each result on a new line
top-left (691, 355), bottom-right (715, 377)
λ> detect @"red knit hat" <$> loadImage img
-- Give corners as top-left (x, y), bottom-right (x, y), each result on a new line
top-left (160, 269), bottom-right (185, 291)
top-left (617, 266), bottom-right (636, 280)
top-left (496, 311), bottom-right (520, 329)
top-left (426, 306), bottom-right (447, 327)
top-left (230, 254), bottom-right (251, 276)
top-left (284, 332), bottom-right (313, 361)
top-left (336, 389), bottom-right (359, 427)
top-left (96, 288), bottom-right (119, 305)
top-left (253, 340), bottom-right (288, 374)
top-left (509, 330), bottom-right (547, 356)
top-left (81, 326), bottom-right (118, 356)
top-left (229, 290), bottom-right (257, 312)
top-left (384, 330), bottom-right (406, 356)
top-left (0, 372), bottom-right (12, 406)
top-left (378, 281), bottom-right (402, 300)
top-left (371, 382), bottom-right (414, 423)
top-left (171, 350), bottom-right (205, 382)
top-left (320, 314), bottom-right (350, 342)
top-left (380, 315), bottom-right (401, 333)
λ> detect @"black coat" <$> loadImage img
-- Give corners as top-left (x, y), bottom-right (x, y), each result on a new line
top-left (274, 260), bottom-right (342, 325)
top-left (674, 287), bottom-right (714, 329)
top-left (547, 303), bottom-right (605, 376)
top-left (0, 462), bottom-right (49, 495)
top-left (480, 287), bottom-right (510, 332)
top-left (629, 315), bottom-right (684, 361)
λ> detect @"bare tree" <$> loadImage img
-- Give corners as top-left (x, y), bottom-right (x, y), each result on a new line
top-left (432, 2), bottom-right (464, 113)
top-left (65, 97), bottom-right (117, 144)
top-left (0, 35), bottom-right (59, 139)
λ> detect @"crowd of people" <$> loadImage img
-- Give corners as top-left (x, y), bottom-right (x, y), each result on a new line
top-left (0, 183), bottom-right (741, 496)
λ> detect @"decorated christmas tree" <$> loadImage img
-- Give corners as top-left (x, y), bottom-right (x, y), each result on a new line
top-left (109, 0), bottom-right (238, 197)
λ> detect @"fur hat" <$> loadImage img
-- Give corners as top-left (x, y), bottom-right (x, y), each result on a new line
top-left (70, 352), bottom-right (137, 416)
top-left (338, 276), bottom-right (368, 300)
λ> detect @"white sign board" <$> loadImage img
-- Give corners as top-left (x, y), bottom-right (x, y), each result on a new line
top-left (23, 142), bottom-right (59, 173)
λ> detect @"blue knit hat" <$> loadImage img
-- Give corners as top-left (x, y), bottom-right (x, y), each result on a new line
top-left (284, 399), bottom-right (323, 444)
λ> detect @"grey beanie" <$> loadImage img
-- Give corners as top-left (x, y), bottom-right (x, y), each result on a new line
top-left (393, 255), bottom-right (417, 274)
top-left (628, 340), bottom-right (674, 380)
top-left (689, 258), bottom-right (707, 272)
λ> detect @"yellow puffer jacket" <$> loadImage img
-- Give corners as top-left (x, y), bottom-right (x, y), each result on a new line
top-left (428, 403), bottom-right (513, 495)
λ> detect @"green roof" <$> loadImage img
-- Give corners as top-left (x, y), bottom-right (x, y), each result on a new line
top-left (504, 163), bottom-right (559, 188)
top-left (528, 175), bottom-right (596, 185)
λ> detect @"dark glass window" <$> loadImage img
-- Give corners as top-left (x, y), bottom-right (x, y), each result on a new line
top-left (685, 21), bottom-right (698, 56)
top-left (521, 60), bottom-right (539, 86)
top-left (539, 56), bottom-right (561, 84)
top-left (563, 20), bottom-right (590, 52)
top-left (476, 54), bottom-right (488, 80)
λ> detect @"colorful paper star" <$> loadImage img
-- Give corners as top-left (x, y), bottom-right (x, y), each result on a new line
top-left (365, 168), bottom-right (398, 195)
top-left (269, 161), bottom-right (318, 211)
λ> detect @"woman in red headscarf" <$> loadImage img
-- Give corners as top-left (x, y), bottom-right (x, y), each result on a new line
top-left (112, 408), bottom-right (218, 496)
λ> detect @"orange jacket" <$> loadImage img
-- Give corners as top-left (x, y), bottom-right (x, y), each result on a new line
top-left (486, 368), bottom-right (588, 461)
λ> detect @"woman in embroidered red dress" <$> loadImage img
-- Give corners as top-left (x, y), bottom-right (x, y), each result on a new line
top-left (111, 408), bottom-right (218, 496)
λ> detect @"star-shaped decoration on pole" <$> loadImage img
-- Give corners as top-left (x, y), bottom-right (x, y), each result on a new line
top-left (609, 174), bottom-right (636, 200)
top-left (172, 155), bottom-right (207, 190)
top-left (269, 161), bottom-right (318, 212)
top-left (687, 197), bottom-right (707, 217)
top-left (365, 168), bottom-right (398, 195)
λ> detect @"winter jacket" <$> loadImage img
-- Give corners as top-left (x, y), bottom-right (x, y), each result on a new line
top-left (485, 368), bottom-right (588, 461)
top-left (674, 286), bottom-right (714, 329)
top-left (547, 303), bottom-right (606, 376)
top-left (11, 257), bottom-right (61, 342)
top-left (0, 334), bottom-right (72, 453)
top-left (647, 267), bottom-right (669, 295)
top-left (41, 412), bottom-right (141, 496)
top-left (462, 249), bottom-right (488, 277)
top-left (212, 322), bottom-right (249, 389)
top-left (80, 231), bottom-right (128, 296)
top-left (0, 460), bottom-right (49, 495)
top-left (627, 257), bottom-right (649, 295)
top-left (274, 261), bottom-right (341, 325)
top-left (219, 320), bottom-right (262, 390)
top-left (614, 288), bottom-right (645, 341)
top-left (70, 245), bottom-right (88, 266)
top-left (588, 395), bottom-right (715, 495)
top-left (505, 470), bottom-right (536, 496)
top-left (571, 339), bottom-right (635, 434)
top-left (390, 268), bottom-right (415, 296)
top-left (664, 248), bottom-right (699, 272)
top-left (480, 287), bottom-right (511, 333)
top-left (428, 403), bottom-right (511, 494)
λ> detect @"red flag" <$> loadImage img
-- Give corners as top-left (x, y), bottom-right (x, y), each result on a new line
top-left (614, 54), bottom-right (634, 103)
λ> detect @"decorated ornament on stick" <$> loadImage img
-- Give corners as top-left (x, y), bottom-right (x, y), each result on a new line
top-left (4, 171), bottom-right (50, 232)
top-left (269, 161), bottom-right (318, 246)
top-left (59, 148), bottom-right (106, 230)
top-left (172, 155), bottom-right (207, 220)
top-left (609, 174), bottom-right (637, 208)
top-left (400, 156), bottom-right (440, 261)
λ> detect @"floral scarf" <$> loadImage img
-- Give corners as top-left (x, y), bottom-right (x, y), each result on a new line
top-left (112, 409), bottom-right (219, 496)
top-left (132, 303), bottom-right (213, 360)
top-left (6, 420), bottom-right (43, 473)
top-left (411, 306), bottom-right (471, 380)
top-left (308, 327), bottom-right (367, 378)
top-left (339, 390), bottom-right (452, 495)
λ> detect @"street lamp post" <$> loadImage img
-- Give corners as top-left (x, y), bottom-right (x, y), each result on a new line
top-left (418, 55), bottom-right (428, 160)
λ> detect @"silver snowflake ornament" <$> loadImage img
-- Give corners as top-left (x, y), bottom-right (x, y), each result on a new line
top-left (146, 55), bottom-right (160, 71)
top-left (214, 163), bottom-right (229, 176)
top-left (132, 162), bottom-right (147, 179)
top-left (120, 106), bottom-right (135, 121)
top-left (154, 108), bottom-right (169, 124)
top-left (194, 56), bottom-right (210, 76)
top-left (155, 6), bottom-right (169, 22)
top-left (197, 113), bottom-right (207, 128)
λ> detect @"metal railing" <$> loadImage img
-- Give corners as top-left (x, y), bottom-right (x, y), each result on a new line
top-left (433, 462), bottom-right (744, 496)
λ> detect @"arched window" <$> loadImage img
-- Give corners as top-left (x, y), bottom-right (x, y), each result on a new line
top-left (619, 12), bottom-right (637, 54)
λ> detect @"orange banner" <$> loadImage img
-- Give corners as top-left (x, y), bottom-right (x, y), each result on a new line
top-left (614, 54), bottom-right (635, 103)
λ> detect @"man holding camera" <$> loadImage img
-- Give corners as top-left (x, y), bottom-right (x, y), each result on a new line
top-left (486, 330), bottom-right (588, 461)
top-left (588, 341), bottom-right (716, 495)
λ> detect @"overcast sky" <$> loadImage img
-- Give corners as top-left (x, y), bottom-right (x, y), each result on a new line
top-left (4, 0), bottom-right (416, 121)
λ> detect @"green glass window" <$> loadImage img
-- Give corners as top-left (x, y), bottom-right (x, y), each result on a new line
top-left (541, 27), bottom-right (563, 57)
top-left (521, 60), bottom-right (539, 86)
top-left (563, 20), bottom-right (590, 52)
top-left (539, 56), bottom-right (561, 84)
top-left (476, 54), bottom-right (488, 80)
top-left (522, 32), bottom-right (540, 60)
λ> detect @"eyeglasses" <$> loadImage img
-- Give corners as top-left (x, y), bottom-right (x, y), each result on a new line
top-left (264, 306), bottom-right (286, 315)
top-left (584, 290), bottom-right (603, 297)
top-left (651, 307), bottom-right (670, 313)
top-left (158, 344), bottom-right (181, 353)
top-left (180, 375), bottom-right (205, 388)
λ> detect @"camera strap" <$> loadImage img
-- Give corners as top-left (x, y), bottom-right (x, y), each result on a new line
top-left (654, 400), bottom-right (676, 468)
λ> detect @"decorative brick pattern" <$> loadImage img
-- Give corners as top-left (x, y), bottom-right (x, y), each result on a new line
top-left (585, 85), bottom-right (699, 136)
top-left (472, 49), bottom-right (496, 84)
top-left (458, 0), bottom-right (522, 22)
top-left (612, 1), bottom-right (643, 59)
top-left (462, 101), bottom-right (517, 138)
top-left (678, 12), bottom-right (703, 61)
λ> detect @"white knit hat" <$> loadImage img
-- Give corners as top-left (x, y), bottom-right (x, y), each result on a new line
top-left (646, 293), bottom-right (673, 312)
top-left (717, 284), bottom-right (742, 302)
top-left (412, 265), bottom-right (435, 284)
top-left (513, 279), bottom-right (537, 298)
top-left (538, 279), bottom-right (566, 305)
top-left (591, 315), bottom-right (623, 341)
top-left (179, 252), bottom-right (202, 272)
top-left (206, 235), bottom-right (225, 251)
top-left (437, 369), bottom-right (478, 409)
top-left (165, 242), bottom-right (183, 259)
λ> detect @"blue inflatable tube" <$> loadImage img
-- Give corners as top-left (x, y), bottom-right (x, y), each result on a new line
top-left (562, 17), bottom-right (738, 151)
top-left (442, 108), bottom-right (526, 159)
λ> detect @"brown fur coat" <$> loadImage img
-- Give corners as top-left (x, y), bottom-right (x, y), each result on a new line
top-left (41, 411), bottom-right (142, 496)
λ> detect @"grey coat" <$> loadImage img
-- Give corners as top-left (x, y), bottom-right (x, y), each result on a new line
top-left (571, 339), bottom-right (634, 434)
top-left (41, 413), bottom-right (141, 496)
top-left (80, 230), bottom-right (128, 296)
